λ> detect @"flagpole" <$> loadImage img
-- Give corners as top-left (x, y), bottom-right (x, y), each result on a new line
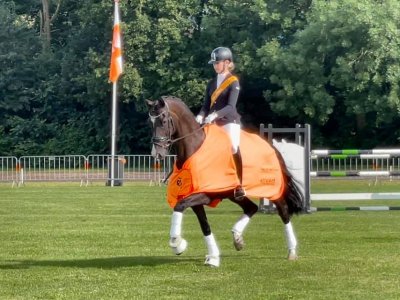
top-left (109, 0), bottom-right (122, 187)
top-left (111, 81), bottom-right (118, 187)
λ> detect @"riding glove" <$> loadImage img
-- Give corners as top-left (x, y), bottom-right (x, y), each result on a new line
top-left (195, 115), bottom-right (203, 124)
top-left (204, 112), bottom-right (218, 124)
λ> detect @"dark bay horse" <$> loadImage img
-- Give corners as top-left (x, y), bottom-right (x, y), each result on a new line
top-left (146, 96), bottom-right (303, 267)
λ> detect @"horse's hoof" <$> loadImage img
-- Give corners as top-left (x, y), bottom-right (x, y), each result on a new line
top-left (169, 237), bottom-right (188, 255)
top-left (204, 255), bottom-right (220, 267)
top-left (287, 249), bottom-right (298, 261)
top-left (232, 231), bottom-right (244, 251)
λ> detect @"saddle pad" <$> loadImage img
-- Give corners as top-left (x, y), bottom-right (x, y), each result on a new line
top-left (167, 124), bottom-right (285, 208)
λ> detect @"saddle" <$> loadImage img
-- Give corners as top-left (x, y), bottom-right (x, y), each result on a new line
top-left (167, 124), bottom-right (285, 208)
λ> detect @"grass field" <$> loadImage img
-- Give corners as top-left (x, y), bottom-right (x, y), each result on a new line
top-left (1, 181), bottom-right (400, 299)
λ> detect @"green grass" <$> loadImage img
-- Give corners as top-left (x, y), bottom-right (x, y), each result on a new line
top-left (1, 183), bottom-right (400, 299)
top-left (311, 178), bottom-right (400, 193)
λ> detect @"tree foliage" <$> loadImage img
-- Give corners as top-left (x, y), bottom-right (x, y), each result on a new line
top-left (256, 0), bottom-right (400, 146)
top-left (2, 0), bottom-right (400, 156)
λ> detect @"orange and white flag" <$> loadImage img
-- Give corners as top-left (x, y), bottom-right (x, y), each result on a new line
top-left (109, 0), bottom-right (123, 82)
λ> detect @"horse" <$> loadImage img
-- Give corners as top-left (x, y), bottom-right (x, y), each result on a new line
top-left (146, 95), bottom-right (304, 267)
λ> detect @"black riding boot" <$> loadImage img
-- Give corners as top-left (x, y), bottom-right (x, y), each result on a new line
top-left (233, 148), bottom-right (246, 201)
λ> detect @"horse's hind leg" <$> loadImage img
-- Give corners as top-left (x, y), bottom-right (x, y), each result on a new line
top-left (274, 199), bottom-right (298, 260)
top-left (191, 205), bottom-right (220, 267)
top-left (229, 197), bottom-right (258, 251)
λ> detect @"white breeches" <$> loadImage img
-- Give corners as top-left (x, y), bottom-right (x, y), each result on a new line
top-left (222, 123), bottom-right (241, 154)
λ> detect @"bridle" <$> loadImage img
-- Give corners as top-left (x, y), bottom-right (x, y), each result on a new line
top-left (149, 108), bottom-right (175, 150)
top-left (149, 100), bottom-right (205, 152)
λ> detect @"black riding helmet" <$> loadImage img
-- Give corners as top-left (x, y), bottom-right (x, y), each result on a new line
top-left (208, 47), bottom-right (233, 64)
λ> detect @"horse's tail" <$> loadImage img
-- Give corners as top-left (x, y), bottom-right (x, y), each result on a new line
top-left (283, 170), bottom-right (305, 215)
top-left (273, 140), bottom-right (305, 215)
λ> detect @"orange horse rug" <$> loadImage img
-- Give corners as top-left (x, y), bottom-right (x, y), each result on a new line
top-left (167, 124), bottom-right (285, 208)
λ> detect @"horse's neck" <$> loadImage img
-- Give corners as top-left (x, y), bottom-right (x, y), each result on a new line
top-left (175, 123), bottom-right (205, 169)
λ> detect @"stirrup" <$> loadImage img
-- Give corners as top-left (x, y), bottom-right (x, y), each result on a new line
top-left (234, 186), bottom-right (246, 201)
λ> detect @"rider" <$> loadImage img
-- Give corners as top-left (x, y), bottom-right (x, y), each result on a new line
top-left (195, 47), bottom-right (246, 201)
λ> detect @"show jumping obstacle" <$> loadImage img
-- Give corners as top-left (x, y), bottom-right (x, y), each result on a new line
top-left (311, 149), bottom-right (400, 206)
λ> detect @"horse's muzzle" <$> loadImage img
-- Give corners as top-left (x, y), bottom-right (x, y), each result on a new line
top-left (151, 145), bottom-right (167, 160)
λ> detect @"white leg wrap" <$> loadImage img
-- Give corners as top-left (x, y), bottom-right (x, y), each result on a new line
top-left (204, 233), bottom-right (220, 267)
top-left (204, 233), bottom-right (220, 257)
top-left (284, 222), bottom-right (297, 250)
top-left (232, 214), bottom-right (250, 234)
top-left (170, 211), bottom-right (183, 237)
top-left (169, 236), bottom-right (188, 255)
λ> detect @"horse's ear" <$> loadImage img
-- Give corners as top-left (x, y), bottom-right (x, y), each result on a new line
top-left (158, 96), bottom-right (166, 108)
top-left (145, 99), bottom-right (154, 108)
top-left (145, 98), bottom-right (166, 113)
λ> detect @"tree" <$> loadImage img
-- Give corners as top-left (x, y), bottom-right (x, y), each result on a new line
top-left (257, 0), bottom-right (400, 146)
top-left (0, 1), bottom-right (47, 155)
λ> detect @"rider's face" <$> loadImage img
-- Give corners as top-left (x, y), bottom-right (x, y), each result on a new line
top-left (213, 60), bottom-right (229, 74)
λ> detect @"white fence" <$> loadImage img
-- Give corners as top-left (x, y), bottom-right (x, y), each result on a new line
top-left (3, 149), bottom-right (400, 205)
top-left (4, 150), bottom-right (400, 185)
top-left (0, 156), bottom-right (19, 185)
top-left (19, 155), bottom-right (87, 184)
top-left (0, 155), bottom-right (176, 186)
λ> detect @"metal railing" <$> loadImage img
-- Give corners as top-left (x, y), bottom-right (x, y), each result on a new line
top-left (0, 155), bottom-right (176, 186)
top-left (4, 150), bottom-right (400, 186)
top-left (0, 156), bottom-right (19, 186)
top-left (19, 155), bottom-right (87, 185)
top-left (86, 154), bottom-right (175, 185)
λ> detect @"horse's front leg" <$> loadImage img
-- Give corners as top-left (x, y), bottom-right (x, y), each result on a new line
top-left (169, 209), bottom-right (188, 256)
top-left (170, 193), bottom-right (220, 267)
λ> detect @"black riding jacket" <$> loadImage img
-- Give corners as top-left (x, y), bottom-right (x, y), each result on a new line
top-left (199, 75), bottom-right (241, 126)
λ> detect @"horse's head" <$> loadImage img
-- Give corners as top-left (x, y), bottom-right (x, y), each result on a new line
top-left (146, 96), bottom-right (205, 164)
top-left (146, 97), bottom-right (175, 159)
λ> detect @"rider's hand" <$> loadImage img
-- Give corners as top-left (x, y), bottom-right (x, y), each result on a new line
top-left (195, 115), bottom-right (203, 124)
top-left (204, 112), bottom-right (218, 124)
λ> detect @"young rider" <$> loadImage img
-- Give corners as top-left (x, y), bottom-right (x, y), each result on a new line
top-left (195, 47), bottom-right (246, 201)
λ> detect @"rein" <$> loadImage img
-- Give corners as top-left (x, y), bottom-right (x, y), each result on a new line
top-left (169, 124), bottom-right (205, 145)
